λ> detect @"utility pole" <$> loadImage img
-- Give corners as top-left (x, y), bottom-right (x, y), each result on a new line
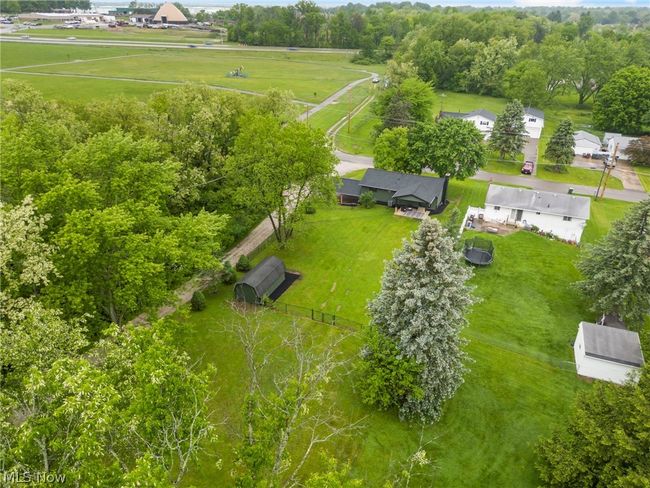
top-left (597, 143), bottom-right (618, 199)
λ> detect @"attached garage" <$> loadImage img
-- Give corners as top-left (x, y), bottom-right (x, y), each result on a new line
top-left (235, 256), bottom-right (286, 304)
top-left (573, 130), bottom-right (602, 156)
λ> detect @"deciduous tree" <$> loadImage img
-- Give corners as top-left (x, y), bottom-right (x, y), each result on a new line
top-left (593, 65), bottom-right (650, 134)
top-left (227, 115), bottom-right (337, 245)
top-left (409, 118), bottom-right (486, 179)
top-left (374, 127), bottom-right (413, 173)
top-left (625, 136), bottom-right (650, 167)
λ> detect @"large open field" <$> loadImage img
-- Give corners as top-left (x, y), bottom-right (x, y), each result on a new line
top-left (0, 42), bottom-right (377, 104)
top-left (173, 177), bottom-right (632, 487)
top-left (4, 26), bottom-right (219, 44)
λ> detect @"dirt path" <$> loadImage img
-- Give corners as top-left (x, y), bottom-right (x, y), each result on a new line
top-left (131, 74), bottom-right (376, 325)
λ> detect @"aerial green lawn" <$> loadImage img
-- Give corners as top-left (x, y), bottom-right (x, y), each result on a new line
top-left (335, 100), bottom-right (377, 155)
top-left (307, 81), bottom-right (374, 132)
top-left (1, 42), bottom-right (376, 104)
top-left (175, 178), bottom-right (630, 487)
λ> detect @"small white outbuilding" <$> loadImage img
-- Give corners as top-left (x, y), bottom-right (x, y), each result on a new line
top-left (574, 321), bottom-right (644, 385)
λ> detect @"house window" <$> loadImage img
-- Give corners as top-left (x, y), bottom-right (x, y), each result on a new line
top-left (563, 216), bottom-right (572, 221)
top-left (536, 212), bottom-right (540, 215)
top-left (480, 121), bottom-right (489, 126)
top-left (494, 206), bottom-right (500, 210)
top-left (528, 117), bottom-right (537, 123)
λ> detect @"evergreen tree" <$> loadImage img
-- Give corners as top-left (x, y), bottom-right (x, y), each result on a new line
top-left (544, 119), bottom-right (575, 172)
top-left (536, 367), bottom-right (650, 487)
top-left (489, 100), bottom-right (527, 160)
top-left (576, 199), bottom-right (650, 329)
top-left (362, 218), bottom-right (475, 423)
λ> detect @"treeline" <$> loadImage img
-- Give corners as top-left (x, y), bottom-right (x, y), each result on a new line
top-left (209, 2), bottom-right (650, 58)
top-left (1, 81), bottom-right (339, 484)
top-left (0, 81), bottom-right (303, 336)
top-left (0, 1), bottom-right (90, 14)
top-left (395, 16), bottom-right (650, 106)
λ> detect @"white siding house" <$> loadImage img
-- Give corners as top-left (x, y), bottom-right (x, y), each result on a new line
top-left (440, 110), bottom-right (495, 139)
top-left (573, 130), bottom-right (602, 156)
top-left (574, 322), bottom-right (644, 384)
top-left (483, 185), bottom-right (590, 243)
top-left (605, 133), bottom-right (638, 161)
top-left (523, 107), bottom-right (544, 139)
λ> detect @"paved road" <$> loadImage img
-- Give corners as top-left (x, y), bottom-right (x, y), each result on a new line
top-left (333, 148), bottom-right (648, 203)
top-left (0, 35), bottom-right (358, 54)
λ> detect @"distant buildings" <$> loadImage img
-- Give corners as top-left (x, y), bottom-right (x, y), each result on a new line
top-left (572, 131), bottom-right (639, 160)
top-left (152, 3), bottom-right (188, 24)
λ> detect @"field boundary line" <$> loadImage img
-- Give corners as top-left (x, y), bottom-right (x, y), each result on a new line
top-left (0, 70), bottom-right (317, 106)
top-left (3, 53), bottom-right (147, 72)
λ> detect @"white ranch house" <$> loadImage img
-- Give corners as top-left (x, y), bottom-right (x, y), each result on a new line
top-left (482, 185), bottom-right (591, 243)
top-left (523, 107), bottom-right (544, 139)
top-left (573, 130), bottom-right (602, 156)
top-left (440, 107), bottom-right (544, 139)
top-left (574, 321), bottom-right (644, 385)
top-left (439, 109), bottom-right (495, 139)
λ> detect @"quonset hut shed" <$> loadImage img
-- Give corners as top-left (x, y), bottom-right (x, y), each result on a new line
top-left (234, 256), bottom-right (286, 304)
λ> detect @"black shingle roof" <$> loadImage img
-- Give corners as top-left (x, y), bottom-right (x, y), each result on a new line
top-left (360, 169), bottom-right (446, 205)
top-left (581, 321), bottom-right (644, 367)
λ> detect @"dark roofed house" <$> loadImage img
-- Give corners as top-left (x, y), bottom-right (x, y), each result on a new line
top-left (336, 169), bottom-right (448, 213)
top-left (234, 256), bottom-right (286, 304)
top-left (574, 321), bottom-right (645, 384)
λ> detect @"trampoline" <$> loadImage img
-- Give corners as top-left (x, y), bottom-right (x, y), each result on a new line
top-left (463, 237), bottom-right (494, 266)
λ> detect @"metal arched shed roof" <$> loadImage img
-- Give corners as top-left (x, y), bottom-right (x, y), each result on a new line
top-left (236, 256), bottom-right (286, 298)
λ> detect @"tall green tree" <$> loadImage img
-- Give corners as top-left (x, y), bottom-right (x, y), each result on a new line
top-left (362, 219), bottom-right (475, 422)
top-left (625, 136), bottom-right (650, 167)
top-left (489, 100), bottom-right (527, 160)
top-left (572, 34), bottom-right (622, 105)
top-left (408, 118), bottom-right (486, 179)
top-left (593, 65), bottom-right (650, 134)
top-left (227, 115), bottom-right (337, 245)
top-left (544, 119), bottom-right (575, 172)
top-left (374, 127), bottom-right (414, 173)
top-left (503, 60), bottom-right (550, 108)
top-left (467, 37), bottom-right (518, 96)
top-left (536, 367), bottom-right (650, 487)
top-left (576, 199), bottom-right (650, 329)
top-left (373, 78), bottom-right (435, 131)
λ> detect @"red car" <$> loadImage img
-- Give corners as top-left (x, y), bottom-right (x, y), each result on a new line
top-left (521, 161), bottom-right (534, 175)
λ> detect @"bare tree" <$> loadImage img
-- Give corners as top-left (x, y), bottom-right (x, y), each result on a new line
top-left (227, 311), bottom-right (365, 487)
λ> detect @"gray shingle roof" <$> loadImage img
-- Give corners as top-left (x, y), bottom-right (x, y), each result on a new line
top-left (337, 178), bottom-right (362, 197)
top-left (467, 109), bottom-right (496, 121)
top-left (580, 322), bottom-right (645, 367)
top-left (360, 169), bottom-right (446, 205)
top-left (524, 106), bottom-right (544, 119)
top-left (574, 130), bottom-right (601, 146)
top-left (237, 256), bottom-right (285, 297)
top-left (485, 184), bottom-right (590, 220)
top-left (440, 111), bottom-right (467, 119)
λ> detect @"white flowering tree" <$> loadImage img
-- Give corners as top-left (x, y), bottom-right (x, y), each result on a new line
top-left (363, 218), bottom-right (475, 423)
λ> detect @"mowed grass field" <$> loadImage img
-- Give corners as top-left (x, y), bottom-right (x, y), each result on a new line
top-left (175, 177), bottom-right (631, 487)
top-left (0, 42), bottom-right (377, 104)
top-left (5, 26), bottom-right (218, 44)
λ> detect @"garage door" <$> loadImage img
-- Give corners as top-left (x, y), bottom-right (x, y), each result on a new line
top-left (526, 126), bottom-right (542, 139)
